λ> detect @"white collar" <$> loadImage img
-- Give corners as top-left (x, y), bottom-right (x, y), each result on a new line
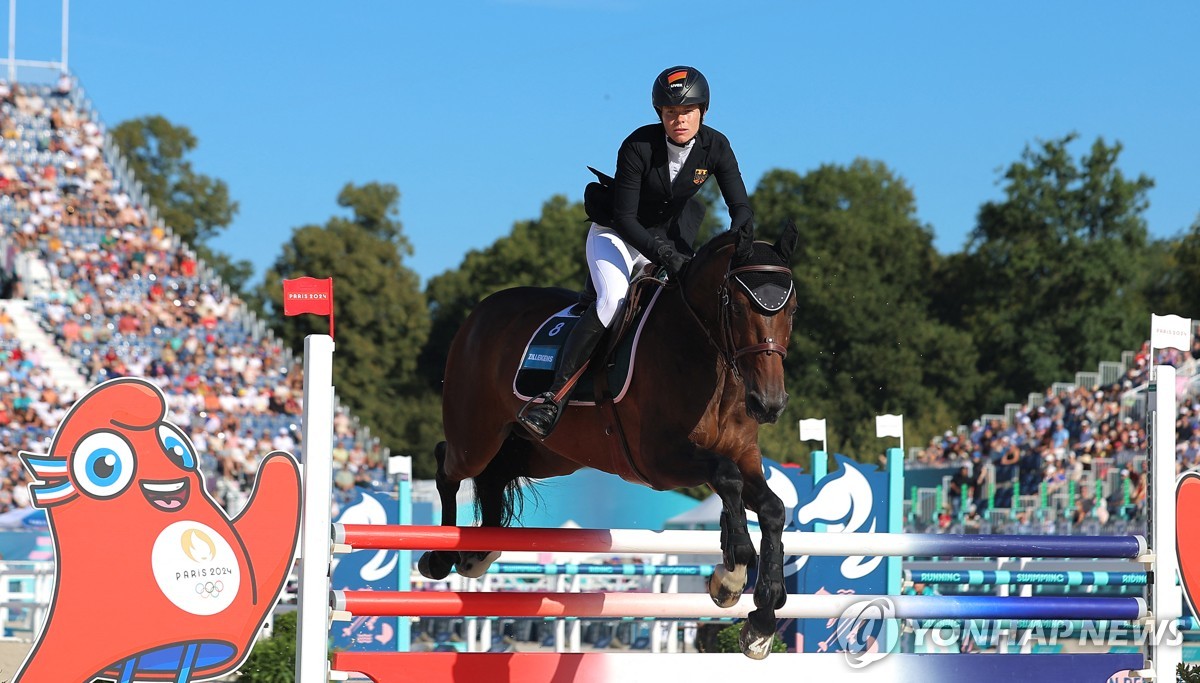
top-left (664, 135), bottom-right (696, 155)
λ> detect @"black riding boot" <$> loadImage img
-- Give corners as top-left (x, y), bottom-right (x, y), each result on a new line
top-left (519, 305), bottom-right (607, 438)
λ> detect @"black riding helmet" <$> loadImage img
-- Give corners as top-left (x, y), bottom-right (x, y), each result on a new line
top-left (652, 66), bottom-right (709, 115)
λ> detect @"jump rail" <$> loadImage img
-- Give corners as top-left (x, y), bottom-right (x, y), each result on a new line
top-left (334, 524), bottom-right (1147, 559)
top-left (331, 590), bottom-right (1147, 621)
top-left (905, 569), bottom-right (1149, 587)
top-left (329, 652), bottom-right (1147, 683)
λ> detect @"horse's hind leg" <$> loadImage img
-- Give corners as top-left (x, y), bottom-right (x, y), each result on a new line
top-left (739, 470), bottom-right (788, 660)
top-left (456, 434), bottom-right (534, 578)
top-left (418, 441), bottom-right (461, 580)
top-left (698, 453), bottom-right (757, 612)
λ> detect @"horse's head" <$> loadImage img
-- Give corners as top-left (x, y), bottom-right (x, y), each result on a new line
top-left (683, 221), bottom-right (799, 424)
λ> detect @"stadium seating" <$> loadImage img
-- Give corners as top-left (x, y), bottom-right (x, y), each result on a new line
top-left (0, 79), bottom-right (387, 517)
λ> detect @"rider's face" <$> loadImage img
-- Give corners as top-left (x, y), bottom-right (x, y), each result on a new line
top-left (661, 105), bottom-right (702, 145)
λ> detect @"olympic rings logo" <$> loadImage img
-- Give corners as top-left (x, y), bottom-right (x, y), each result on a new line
top-left (195, 580), bottom-right (225, 598)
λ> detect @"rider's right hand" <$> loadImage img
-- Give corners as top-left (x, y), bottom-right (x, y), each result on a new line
top-left (651, 238), bottom-right (691, 279)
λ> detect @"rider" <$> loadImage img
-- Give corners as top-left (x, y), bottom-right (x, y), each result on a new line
top-left (518, 65), bottom-right (754, 439)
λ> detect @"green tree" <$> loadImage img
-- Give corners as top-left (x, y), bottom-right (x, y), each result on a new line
top-left (1142, 215), bottom-right (1200, 320)
top-left (238, 610), bottom-right (295, 682)
top-left (111, 115), bottom-right (253, 292)
top-left (750, 162), bottom-right (981, 461)
top-left (420, 195), bottom-right (590, 392)
top-left (259, 183), bottom-right (432, 469)
top-left (938, 134), bottom-right (1154, 409)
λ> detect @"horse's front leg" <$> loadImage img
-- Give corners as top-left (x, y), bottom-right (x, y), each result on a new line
top-left (700, 453), bottom-right (757, 611)
top-left (740, 468), bottom-right (787, 659)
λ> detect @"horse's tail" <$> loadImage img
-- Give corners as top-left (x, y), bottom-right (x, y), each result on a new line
top-left (473, 434), bottom-right (541, 527)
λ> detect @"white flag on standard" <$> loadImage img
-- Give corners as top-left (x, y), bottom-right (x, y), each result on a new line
top-left (1150, 313), bottom-right (1192, 353)
top-left (876, 414), bottom-right (903, 439)
top-left (798, 418), bottom-right (826, 443)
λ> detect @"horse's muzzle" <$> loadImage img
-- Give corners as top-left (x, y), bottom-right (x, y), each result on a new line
top-left (746, 390), bottom-right (788, 424)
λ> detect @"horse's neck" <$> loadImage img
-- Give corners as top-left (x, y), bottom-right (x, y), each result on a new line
top-left (657, 286), bottom-right (761, 454)
top-left (648, 283), bottom-right (745, 415)
top-left (654, 283), bottom-right (722, 366)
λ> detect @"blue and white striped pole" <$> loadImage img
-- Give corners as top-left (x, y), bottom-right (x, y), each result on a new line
top-left (905, 569), bottom-right (1148, 587)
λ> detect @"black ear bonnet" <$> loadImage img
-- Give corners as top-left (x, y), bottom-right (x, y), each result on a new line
top-left (732, 243), bottom-right (793, 312)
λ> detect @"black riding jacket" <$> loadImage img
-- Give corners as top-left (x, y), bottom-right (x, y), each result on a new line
top-left (609, 123), bottom-right (753, 257)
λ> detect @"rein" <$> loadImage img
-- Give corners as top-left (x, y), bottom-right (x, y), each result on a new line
top-left (680, 260), bottom-right (792, 382)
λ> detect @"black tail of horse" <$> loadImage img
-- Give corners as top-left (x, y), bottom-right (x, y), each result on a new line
top-left (473, 433), bottom-right (540, 527)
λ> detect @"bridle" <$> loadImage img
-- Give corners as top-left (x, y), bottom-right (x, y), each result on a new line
top-left (682, 258), bottom-right (793, 381)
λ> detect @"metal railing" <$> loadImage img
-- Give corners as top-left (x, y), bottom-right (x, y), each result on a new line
top-left (905, 453), bottom-right (1148, 534)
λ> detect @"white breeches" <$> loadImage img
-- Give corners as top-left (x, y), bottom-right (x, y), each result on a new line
top-left (585, 223), bottom-right (651, 327)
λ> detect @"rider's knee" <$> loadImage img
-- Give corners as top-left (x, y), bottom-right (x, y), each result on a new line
top-left (594, 291), bottom-right (626, 327)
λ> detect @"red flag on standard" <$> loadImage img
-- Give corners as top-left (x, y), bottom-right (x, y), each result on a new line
top-left (282, 277), bottom-right (333, 317)
top-left (283, 277), bottom-right (334, 338)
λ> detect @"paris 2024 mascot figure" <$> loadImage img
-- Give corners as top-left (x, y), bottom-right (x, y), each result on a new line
top-left (14, 378), bottom-right (302, 682)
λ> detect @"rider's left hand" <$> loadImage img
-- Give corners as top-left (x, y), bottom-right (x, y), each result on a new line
top-left (732, 217), bottom-right (754, 260)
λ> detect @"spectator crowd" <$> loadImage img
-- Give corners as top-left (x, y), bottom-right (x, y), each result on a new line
top-left (913, 337), bottom-right (1200, 532)
top-left (0, 78), bottom-right (388, 519)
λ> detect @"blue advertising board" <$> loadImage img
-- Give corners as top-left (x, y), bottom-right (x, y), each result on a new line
top-left (757, 455), bottom-right (891, 652)
top-left (330, 489), bottom-right (402, 652)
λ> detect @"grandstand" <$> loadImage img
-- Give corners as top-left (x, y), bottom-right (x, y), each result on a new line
top-left (0, 74), bottom-right (390, 520)
top-left (907, 330), bottom-right (1200, 538)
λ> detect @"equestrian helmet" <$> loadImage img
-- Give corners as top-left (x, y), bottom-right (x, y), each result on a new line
top-left (652, 66), bottom-right (709, 113)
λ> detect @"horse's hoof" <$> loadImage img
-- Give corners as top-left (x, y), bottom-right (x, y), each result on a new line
top-left (707, 564), bottom-right (747, 608)
top-left (739, 622), bottom-right (774, 660)
top-left (418, 551), bottom-right (454, 580)
top-left (456, 550), bottom-right (502, 578)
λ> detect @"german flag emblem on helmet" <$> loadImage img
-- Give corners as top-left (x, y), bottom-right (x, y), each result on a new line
top-left (667, 70), bottom-right (689, 84)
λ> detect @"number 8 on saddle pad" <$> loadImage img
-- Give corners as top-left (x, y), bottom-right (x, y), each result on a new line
top-left (512, 294), bottom-right (660, 407)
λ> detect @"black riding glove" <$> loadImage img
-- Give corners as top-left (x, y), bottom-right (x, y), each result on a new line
top-left (731, 213), bottom-right (755, 261)
top-left (731, 212), bottom-right (754, 235)
top-left (650, 238), bottom-right (691, 279)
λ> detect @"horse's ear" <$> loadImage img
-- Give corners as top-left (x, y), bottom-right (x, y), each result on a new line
top-left (775, 220), bottom-right (799, 262)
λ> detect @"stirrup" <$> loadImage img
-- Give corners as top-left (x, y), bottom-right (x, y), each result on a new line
top-left (517, 392), bottom-right (563, 439)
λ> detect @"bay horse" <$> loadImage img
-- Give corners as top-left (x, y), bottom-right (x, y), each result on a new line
top-left (421, 222), bottom-right (799, 659)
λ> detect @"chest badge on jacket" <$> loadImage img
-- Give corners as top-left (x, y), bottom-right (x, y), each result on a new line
top-left (693, 168), bottom-right (708, 185)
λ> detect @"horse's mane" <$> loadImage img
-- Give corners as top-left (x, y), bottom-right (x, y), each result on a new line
top-left (695, 229), bottom-right (790, 274)
top-left (694, 229), bottom-right (740, 259)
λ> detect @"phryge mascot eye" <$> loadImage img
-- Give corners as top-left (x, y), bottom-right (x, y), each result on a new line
top-left (14, 378), bottom-right (302, 683)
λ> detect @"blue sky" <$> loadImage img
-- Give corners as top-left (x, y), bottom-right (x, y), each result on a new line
top-left (6, 1), bottom-right (1199, 285)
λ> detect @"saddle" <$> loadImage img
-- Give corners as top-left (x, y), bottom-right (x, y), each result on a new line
top-left (513, 269), bottom-right (664, 406)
